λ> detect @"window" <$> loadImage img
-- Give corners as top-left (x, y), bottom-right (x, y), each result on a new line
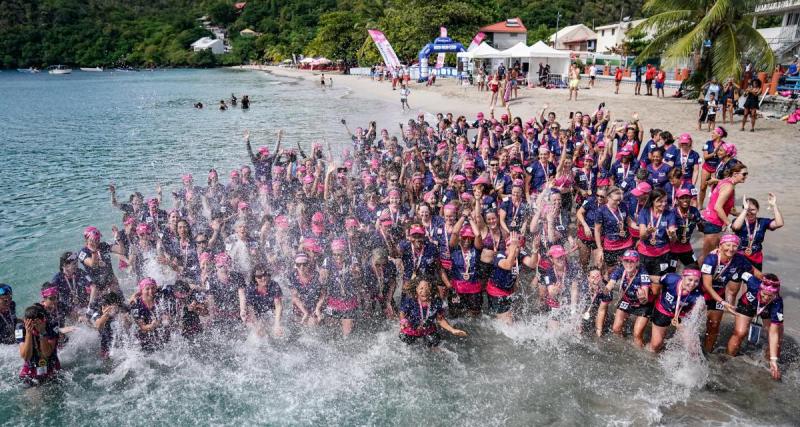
top-left (611, 29), bottom-right (616, 36)
top-left (601, 30), bottom-right (605, 36)
top-left (509, 33), bottom-right (518, 37)
top-left (788, 13), bottom-right (799, 26)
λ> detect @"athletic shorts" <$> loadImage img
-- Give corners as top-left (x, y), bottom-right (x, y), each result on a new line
top-left (735, 302), bottom-right (769, 320)
top-left (400, 331), bottom-right (441, 347)
top-left (706, 297), bottom-right (726, 312)
top-left (452, 292), bottom-right (482, 312)
top-left (324, 306), bottom-right (357, 320)
top-left (640, 253), bottom-right (670, 276)
top-left (646, 79), bottom-right (653, 85)
top-left (604, 248), bottom-right (627, 267)
top-left (655, 82), bottom-right (664, 89)
top-left (618, 300), bottom-right (652, 318)
top-left (651, 309), bottom-right (674, 327)
top-left (488, 294), bottom-right (514, 314)
top-left (702, 220), bottom-right (723, 234)
top-left (668, 251), bottom-right (697, 273)
top-left (476, 260), bottom-right (494, 281)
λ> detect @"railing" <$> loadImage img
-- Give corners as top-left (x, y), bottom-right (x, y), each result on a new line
top-left (754, 0), bottom-right (800, 13)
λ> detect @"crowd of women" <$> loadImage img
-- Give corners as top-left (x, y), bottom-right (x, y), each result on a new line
top-left (0, 103), bottom-right (788, 386)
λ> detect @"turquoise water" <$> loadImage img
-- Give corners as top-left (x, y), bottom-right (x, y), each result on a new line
top-left (0, 69), bottom-right (797, 425)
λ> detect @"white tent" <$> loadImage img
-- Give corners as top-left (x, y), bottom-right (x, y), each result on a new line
top-left (527, 41), bottom-right (571, 81)
top-left (470, 42), bottom-right (505, 59)
top-left (500, 42), bottom-right (532, 58)
top-left (299, 57), bottom-right (315, 64)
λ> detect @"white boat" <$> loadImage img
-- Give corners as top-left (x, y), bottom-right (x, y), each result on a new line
top-left (47, 65), bottom-right (72, 75)
top-left (17, 67), bottom-right (40, 73)
top-left (80, 67), bottom-right (103, 72)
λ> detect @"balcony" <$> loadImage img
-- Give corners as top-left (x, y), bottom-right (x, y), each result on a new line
top-left (754, 0), bottom-right (800, 15)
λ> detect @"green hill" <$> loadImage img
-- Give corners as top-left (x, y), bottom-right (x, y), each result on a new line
top-left (0, 0), bottom-right (643, 68)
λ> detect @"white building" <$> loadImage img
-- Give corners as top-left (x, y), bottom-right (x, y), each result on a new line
top-left (594, 19), bottom-right (651, 53)
top-left (754, 0), bottom-right (800, 61)
top-left (479, 18), bottom-right (528, 50)
top-left (191, 37), bottom-right (225, 55)
top-left (549, 24), bottom-right (597, 51)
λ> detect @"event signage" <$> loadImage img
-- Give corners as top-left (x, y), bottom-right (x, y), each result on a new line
top-left (368, 29), bottom-right (401, 72)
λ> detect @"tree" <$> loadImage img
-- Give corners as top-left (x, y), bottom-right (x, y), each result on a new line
top-left (306, 11), bottom-right (363, 62)
top-left (635, 0), bottom-right (774, 84)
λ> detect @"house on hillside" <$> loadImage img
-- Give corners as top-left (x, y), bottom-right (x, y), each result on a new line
top-left (191, 37), bottom-right (225, 55)
top-left (479, 18), bottom-right (528, 50)
top-left (753, 0), bottom-right (800, 61)
top-left (549, 24), bottom-right (597, 51)
top-left (240, 28), bottom-right (261, 37)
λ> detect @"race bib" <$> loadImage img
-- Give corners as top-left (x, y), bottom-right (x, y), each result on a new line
top-left (741, 272), bottom-right (753, 281)
top-left (619, 301), bottom-right (630, 310)
top-left (659, 263), bottom-right (669, 272)
top-left (701, 264), bottom-right (712, 274)
top-left (715, 301), bottom-right (725, 310)
top-left (746, 292), bottom-right (755, 302)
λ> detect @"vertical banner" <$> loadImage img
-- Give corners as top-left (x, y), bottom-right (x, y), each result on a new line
top-left (435, 27), bottom-right (447, 69)
top-left (467, 32), bottom-right (486, 52)
top-left (367, 29), bottom-right (401, 72)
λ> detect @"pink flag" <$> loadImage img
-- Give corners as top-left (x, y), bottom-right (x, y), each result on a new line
top-left (368, 29), bottom-right (401, 72)
top-left (435, 27), bottom-right (447, 69)
top-left (468, 32), bottom-right (486, 52)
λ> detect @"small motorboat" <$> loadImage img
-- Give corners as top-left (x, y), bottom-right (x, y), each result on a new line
top-left (80, 67), bottom-right (103, 72)
top-left (48, 65), bottom-right (72, 75)
top-left (17, 67), bottom-right (41, 73)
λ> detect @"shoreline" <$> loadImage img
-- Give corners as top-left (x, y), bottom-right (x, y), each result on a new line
top-left (247, 65), bottom-right (800, 338)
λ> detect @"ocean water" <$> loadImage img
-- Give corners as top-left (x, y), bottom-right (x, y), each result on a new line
top-left (0, 69), bottom-right (797, 426)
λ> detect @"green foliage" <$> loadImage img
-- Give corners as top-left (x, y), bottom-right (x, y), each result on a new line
top-left (635, 0), bottom-right (774, 82)
top-left (0, 0), bottom-right (707, 70)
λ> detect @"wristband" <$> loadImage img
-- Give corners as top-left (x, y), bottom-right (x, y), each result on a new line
top-left (770, 357), bottom-right (778, 361)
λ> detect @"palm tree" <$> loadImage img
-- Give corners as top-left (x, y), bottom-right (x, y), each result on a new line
top-left (635, 0), bottom-right (774, 84)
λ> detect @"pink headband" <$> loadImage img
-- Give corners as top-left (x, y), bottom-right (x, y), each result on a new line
top-left (682, 269), bottom-right (701, 279)
top-left (720, 234), bottom-right (740, 246)
top-left (41, 287), bottom-right (58, 298)
top-left (138, 277), bottom-right (157, 291)
top-left (760, 277), bottom-right (781, 294)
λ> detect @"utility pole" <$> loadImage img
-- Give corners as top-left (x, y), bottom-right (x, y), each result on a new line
top-left (555, 10), bottom-right (562, 48)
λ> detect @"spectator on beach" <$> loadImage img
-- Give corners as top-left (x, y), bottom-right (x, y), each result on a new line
top-left (703, 78), bottom-right (721, 102)
top-left (645, 64), bottom-right (656, 95)
top-left (589, 64), bottom-right (597, 88)
top-left (614, 67), bottom-right (623, 94)
top-left (634, 64), bottom-right (643, 95)
top-left (400, 84), bottom-right (411, 111)
top-left (655, 68), bottom-right (666, 98)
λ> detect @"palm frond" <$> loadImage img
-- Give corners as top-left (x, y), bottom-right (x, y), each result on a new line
top-left (642, 0), bottom-right (706, 15)
top-left (664, 18), bottom-right (712, 58)
top-left (637, 23), bottom-right (695, 60)
top-left (735, 22), bottom-right (775, 73)
top-left (702, 0), bottom-right (733, 28)
top-left (710, 24), bottom-right (741, 80)
top-left (635, 10), bottom-right (695, 32)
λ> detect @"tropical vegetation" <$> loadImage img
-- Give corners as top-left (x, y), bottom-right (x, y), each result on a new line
top-left (635, 0), bottom-right (775, 82)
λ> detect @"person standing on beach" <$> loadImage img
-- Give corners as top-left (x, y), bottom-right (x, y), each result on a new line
top-left (589, 63), bottom-right (597, 88)
top-left (488, 73), bottom-right (500, 107)
top-left (645, 65), bottom-right (656, 96)
top-left (634, 64), bottom-right (643, 95)
top-left (568, 64), bottom-right (580, 101)
top-left (614, 67), bottom-right (623, 94)
top-left (400, 84), bottom-right (411, 111)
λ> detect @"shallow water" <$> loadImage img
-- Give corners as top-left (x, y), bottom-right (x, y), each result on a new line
top-left (0, 69), bottom-right (797, 426)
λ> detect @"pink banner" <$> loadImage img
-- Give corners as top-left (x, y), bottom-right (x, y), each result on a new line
top-left (468, 32), bottom-right (486, 52)
top-left (367, 29), bottom-right (401, 72)
top-left (435, 27), bottom-right (447, 69)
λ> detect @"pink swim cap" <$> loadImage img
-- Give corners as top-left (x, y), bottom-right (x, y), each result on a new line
top-left (678, 133), bottom-right (692, 145)
top-left (136, 224), bottom-right (151, 236)
top-left (547, 245), bottom-right (567, 258)
top-left (198, 252), bottom-right (212, 263)
top-left (182, 174), bottom-right (193, 183)
top-left (409, 225), bottom-right (426, 236)
top-left (720, 234), bottom-right (740, 246)
top-left (330, 238), bottom-right (347, 252)
top-left (41, 287), bottom-right (58, 298)
top-left (460, 226), bottom-right (475, 238)
top-left (214, 253), bottom-right (231, 266)
top-left (84, 226), bottom-right (101, 239)
top-left (138, 277), bottom-right (157, 291)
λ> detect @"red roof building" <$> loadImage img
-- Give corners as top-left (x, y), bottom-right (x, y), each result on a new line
top-left (479, 18), bottom-right (527, 34)
top-left (479, 18), bottom-right (527, 50)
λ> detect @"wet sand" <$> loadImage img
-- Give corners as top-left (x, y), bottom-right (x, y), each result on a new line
top-left (257, 66), bottom-right (799, 338)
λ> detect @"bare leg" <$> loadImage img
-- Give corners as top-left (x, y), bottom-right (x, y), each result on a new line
top-left (703, 310), bottom-right (723, 353)
top-left (633, 315), bottom-right (649, 348)
top-left (726, 313), bottom-right (751, 356)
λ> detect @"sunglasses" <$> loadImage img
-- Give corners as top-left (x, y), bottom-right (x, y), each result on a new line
top-left (490, 163), bottom-right (499, 167)
top-left (739, 172), bottom-right (749, 176)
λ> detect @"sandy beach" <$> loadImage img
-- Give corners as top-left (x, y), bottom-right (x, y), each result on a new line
top-left (250, 65), bottom-right (800, 338)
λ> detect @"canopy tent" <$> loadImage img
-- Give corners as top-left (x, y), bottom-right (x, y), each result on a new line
top-left (299, 57), bottom-right (315, 64)
top-left (499, 42), bottom-right (532, 58)
top-left (311, 57), bottom-right (331, 65)
top-left (457, 42), bottom-right (500, 59)
top-left (527, 41), bottom-right (571, 80)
